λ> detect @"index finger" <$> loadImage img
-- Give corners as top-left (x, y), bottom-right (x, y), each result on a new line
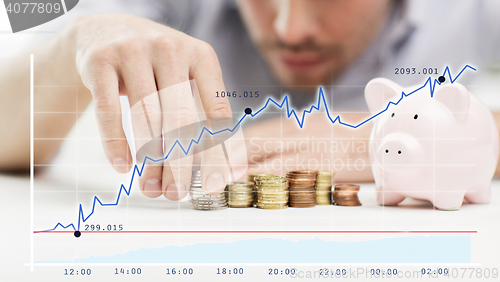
top-left (190, 42), bottom-right (232, 119)
top-left (189, 42), bottom-right (233, 194)
top-left (88, 69), bottom-right (132, 174)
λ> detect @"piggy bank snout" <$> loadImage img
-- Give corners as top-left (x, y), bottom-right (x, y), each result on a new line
top-left (377, 133), bottom-right (423, 167)
top-left (380, 139), bottom-right (406, 157)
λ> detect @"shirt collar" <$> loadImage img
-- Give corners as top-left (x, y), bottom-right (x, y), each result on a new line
top-left (383, 0), bottom-right (417, 57)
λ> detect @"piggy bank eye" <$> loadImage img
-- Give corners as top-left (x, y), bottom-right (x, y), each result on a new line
top-left (391, 113), bottom-right (395, 117)
top-left (385, 149), bottom-right (389, 153)
top-left (414, 114), bottom-right (418, 119)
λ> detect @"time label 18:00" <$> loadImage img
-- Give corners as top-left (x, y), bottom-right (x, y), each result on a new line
top-left (216, 91), bottom-right (259, 98)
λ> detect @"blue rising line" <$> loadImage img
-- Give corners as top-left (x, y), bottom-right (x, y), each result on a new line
top-left (38, 65), bottom-right (475, 232)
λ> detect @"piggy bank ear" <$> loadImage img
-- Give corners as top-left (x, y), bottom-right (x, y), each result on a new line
top-left (433, 83), bottom-right (470, 122)
top-left (364, 78), bottom-right (402, 115)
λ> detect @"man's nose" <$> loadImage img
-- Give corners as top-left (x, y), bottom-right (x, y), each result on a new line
top-left (274, 0), bottom-right (320, 45)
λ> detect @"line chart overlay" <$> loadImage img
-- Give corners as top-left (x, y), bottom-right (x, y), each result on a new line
top-left (36, 65), bottom-right (476, 233)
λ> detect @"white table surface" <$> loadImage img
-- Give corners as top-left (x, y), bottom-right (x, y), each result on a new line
top-left (2, 167), bottom-right (500, 279)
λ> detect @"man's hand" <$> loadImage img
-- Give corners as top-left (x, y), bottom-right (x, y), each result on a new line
top-left (243, 114), bottom-right (374, 183)
top-left (70, 14), bottom-right (232, 200)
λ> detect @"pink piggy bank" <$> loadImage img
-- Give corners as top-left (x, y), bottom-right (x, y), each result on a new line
top-left (365, 78), bottom-right (499, 210)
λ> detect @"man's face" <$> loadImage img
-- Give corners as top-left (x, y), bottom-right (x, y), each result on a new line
top-left (237, 0), bottom-right (392, 88)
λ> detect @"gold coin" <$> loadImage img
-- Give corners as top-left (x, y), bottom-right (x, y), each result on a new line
top-left (256, 203), bottom-right (288, 209)
top-left (334, 202), bottom-right (362, 206)
top-left (229, 203), bottom-right (253, 208)
top-left (334, 184), bottom-right (360, 191)
top-left (246, 173), bottom-right (273, 183)
top-left (257, 194), bottom-right (287, 198)
top-left (289, 203), bottom-right (316, 208)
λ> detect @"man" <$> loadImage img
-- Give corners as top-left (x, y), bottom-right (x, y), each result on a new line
top-left (0, 0), bottom-right (499, 201)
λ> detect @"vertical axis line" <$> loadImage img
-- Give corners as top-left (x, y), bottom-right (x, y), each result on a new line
top-left (30, 54), bottom-right (34, 271)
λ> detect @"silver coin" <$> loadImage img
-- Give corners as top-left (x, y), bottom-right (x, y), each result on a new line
top-left (190, 202), bottom-right (228, 208)
top-left (190, 199), bottom-right (226, 205)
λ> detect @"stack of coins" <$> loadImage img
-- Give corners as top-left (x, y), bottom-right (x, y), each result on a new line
top-left (245, 172), bottom-right (273, 184)
top-left (189, 170), bottom-right (228, 210)
top-left (315, 171), bottom-right (335, 205)
top-left (255, 175), bottom-right (289, 209)
top-left (287, 170), bottom-right (318, 208)
top-left (226, 182), bottom-right (255, 208)
top-left (332, 184), bottom-right (362, 206)
top-left (245, 173), bottom-right (273, 205)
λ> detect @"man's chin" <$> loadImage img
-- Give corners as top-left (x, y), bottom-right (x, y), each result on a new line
top-left (276, 74), bottom-right (330, 91)
top-left (269, 62), bottom-right (335, 90)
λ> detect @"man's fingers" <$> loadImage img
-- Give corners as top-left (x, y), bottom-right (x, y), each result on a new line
top-left (161, 155), bottom-right (193, 200)
top-left (123, 61), bottom-right (164, 198)
top-left (139, 164), bottom-right (164, 198)
top-left (154, 46), bottom-right (195, 200)
top-left (190, 42), bottom-right (232, 120)
top-left (91, 70), bottom-right (132, 174)
top-left (159, 81), bottom-right (196, 200)
top-left (201, 145), bottom-right (229, 194)
top-left (244, 118), bottom-right (289, 164)
top-left (190, 41), bottom-right (233, 194)
top-left (246, 153), bottom-right (300, 177)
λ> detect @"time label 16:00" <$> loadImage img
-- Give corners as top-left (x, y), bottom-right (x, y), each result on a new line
top-left (216, 91), bottom-right (259, 98)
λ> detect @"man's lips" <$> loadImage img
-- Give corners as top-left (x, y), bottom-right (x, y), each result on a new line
top-left (280, 53), bottom-right (324, 70)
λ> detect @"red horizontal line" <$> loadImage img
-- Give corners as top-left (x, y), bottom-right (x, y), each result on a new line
top-left (34, 230), bottom-right (477, 234)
